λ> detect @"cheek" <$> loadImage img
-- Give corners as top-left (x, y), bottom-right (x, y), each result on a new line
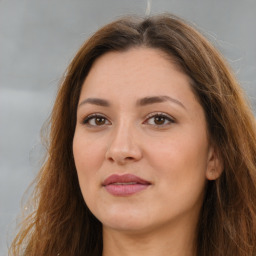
top-left (145, 130), bottom-right (208, 192)
top-left (147, 132), bottom-right (208, 167)
top-left (73, 132), bottom-right (105, 172)
top-left (72, 132), bottom-right (107, 201)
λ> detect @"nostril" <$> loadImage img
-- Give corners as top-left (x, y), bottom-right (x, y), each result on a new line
top-left (107, 155), bottom-right (136, 165)
top-left (108, 157), bottom-right (115, 163)
top-left (125, 157), bottom-right (134, 160)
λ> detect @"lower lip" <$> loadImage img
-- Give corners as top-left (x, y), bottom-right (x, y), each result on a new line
top-left (104, 184), bottom-right (149, 196)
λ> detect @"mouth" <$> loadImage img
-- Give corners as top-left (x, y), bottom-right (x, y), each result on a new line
top-left (102, 174), bottom-right (151, 196)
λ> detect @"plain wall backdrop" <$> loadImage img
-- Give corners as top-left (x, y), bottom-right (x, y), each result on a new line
top-left (1, 0), bottom-right (256, 255)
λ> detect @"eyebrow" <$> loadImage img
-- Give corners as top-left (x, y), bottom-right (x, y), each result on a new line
top-left (136, 96), bottom-right (186, 109)
top-left (78, 95), bottom-right (185, 109)
top-left (78, 98), bottom-right (110, 107)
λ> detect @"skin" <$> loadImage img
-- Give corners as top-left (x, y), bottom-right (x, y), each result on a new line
top-left (73, 47), bottom-right (222, 256)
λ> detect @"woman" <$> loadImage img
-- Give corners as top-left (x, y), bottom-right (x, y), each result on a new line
top-left (10, 14), bottom-right (256, 256)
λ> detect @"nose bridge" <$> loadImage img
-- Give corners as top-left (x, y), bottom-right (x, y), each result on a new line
top-left (115, 118), bottom-right (133, 141)
top-left (106, 117), bottom-right (142, 163)
top-left (110, 117), bottom-right (135, 151)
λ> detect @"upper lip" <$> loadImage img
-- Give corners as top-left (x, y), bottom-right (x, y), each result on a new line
top-left (102, 174), bottom-right (151, 186)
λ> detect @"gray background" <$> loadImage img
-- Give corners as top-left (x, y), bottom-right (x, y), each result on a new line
top-left (1, 0), bottom-right (256, 255)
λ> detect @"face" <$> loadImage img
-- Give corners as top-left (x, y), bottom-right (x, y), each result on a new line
top-left (73, 47), bottom-right (221, 235)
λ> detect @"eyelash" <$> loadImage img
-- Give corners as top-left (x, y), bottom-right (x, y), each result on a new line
top-left (82, 112), bottom-right (175, 128)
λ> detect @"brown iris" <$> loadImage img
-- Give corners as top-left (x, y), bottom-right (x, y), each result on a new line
top-left (95, 117), bottom-right (106, 125)
top-left (154, 116), bottom-right (166, 125)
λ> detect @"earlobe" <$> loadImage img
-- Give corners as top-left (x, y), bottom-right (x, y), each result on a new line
top-left (206, 146), bottom-right (224, 180)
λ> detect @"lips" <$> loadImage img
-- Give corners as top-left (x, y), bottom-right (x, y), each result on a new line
top-left (102, 174), bottom-right (151, 196)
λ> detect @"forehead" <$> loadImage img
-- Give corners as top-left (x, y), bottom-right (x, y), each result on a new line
top-left (80, 47), bottom-right (194, 101)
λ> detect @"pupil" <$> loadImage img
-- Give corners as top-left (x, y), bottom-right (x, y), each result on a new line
top-left (96, 117), bottom-right (105, 125)
top-left (155, 116), bottom-right (165, 125)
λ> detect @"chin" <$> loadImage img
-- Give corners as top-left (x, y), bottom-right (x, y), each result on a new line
top-left (103, 221), bottom-right (152, 234)
top-left (97, 209), bottom-right (151, 233)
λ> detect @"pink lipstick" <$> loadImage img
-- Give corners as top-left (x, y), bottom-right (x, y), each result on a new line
top-left (102, 174), bottom-right (151, 196)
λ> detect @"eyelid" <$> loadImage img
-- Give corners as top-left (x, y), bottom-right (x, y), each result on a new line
top-left (145, 112), bottom-right (174, 120)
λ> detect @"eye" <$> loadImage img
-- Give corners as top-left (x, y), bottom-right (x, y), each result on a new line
top-left (144, 113), bottom-right (175, 127)
top-left (82, 114), bottom-right (111, 126)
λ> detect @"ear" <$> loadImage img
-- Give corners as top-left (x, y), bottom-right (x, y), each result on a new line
top-left (205, 145), bottom-right (223, 180)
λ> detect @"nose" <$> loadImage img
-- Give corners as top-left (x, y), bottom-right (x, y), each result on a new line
top-left (105, 122), bottom-right (143, 165)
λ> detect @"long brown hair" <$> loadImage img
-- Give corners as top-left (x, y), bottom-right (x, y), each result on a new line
top-left (9, 14), bottom-right (256, 256)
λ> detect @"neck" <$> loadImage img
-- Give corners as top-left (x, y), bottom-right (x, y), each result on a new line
top-left (102, 220), bottom-right (197, 256)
